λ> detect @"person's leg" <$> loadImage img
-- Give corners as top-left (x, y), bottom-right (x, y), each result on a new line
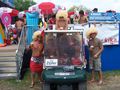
top-left (91, 69), bottom-right (95, 81)
top-left (30, 72), bottom-right (35, 88)
top-left (37, 72), bottom-right (43, 83)
top-left (89, 59), bottom-right (95, 82)
top-left (98, 70), bottom-right (103, 84)
top-left (95, 58), bottom-right (103, 84)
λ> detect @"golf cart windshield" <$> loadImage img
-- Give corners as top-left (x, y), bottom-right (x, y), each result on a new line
top-left (44, 30), bottom-right (85, 67)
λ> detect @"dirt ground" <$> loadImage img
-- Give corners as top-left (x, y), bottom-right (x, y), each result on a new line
top-left (87, 75), bottom-right (120, 90)
top-left (0, 71), bottom-right (120, 90)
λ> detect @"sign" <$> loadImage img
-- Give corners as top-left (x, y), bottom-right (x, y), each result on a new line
top-left (89, 12), bottom-right (120, 22)
top-left (83, 24), bottom-right (119, 45)
top-left (45, 59), bottom-right (58, 66)
top-left (1, 13), bottom-right (11, 27)
top-left (55, 72), bottom-right (75, 76)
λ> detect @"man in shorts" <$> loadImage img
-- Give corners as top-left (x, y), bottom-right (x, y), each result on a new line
top-left (86, 26), bottom-right (104, 85)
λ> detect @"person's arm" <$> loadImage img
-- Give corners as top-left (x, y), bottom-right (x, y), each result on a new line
top-left (85, 16), bottom-right (88, 23)
top-left (94, 40), bottom-right (104, 58)
top-left (15, 22), bottom-right (17, 28)
top-left (95, 45), bottom-right (103, 56)
top-left (55, 20), bottom-right (59, 30)
top-left (65, 19), bottom-right (68, 30)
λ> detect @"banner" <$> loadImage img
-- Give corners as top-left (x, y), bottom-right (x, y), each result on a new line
top-left (83, 24), bottom-right (119, 45)
top-left (70, 24), bottom-right (119, 45)
top-left (89, 12), bottom-right (120, 22)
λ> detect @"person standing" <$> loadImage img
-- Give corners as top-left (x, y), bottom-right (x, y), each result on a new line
top-left (29, 31), bottom-right (44, 88)
top-left (15, 18), bottom-right (24, 42)
top-left (86, 26), bottom-right (104, 85)
top-left (78, 10), bottom-right (88, 25)
top-left (56, 10), bottom-right (68, 30)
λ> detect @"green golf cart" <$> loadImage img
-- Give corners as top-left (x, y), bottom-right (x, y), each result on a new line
top-left (42, 30), bottom-right (87, 90)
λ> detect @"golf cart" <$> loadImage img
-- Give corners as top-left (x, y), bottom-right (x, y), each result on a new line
top-left (42, 30), bottom-right (87, 90)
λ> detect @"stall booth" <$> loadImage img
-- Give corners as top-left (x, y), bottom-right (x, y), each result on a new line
top-left (88, 12), bottom-right (120, 71)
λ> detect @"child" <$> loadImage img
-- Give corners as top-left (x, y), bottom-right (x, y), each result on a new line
top-left (86, 26), bottom-right (104, 85)
top-left (29, 31), bottom-right (44, 88)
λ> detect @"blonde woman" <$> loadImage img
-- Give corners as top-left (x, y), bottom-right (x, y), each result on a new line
top-left (29, 31), bottom-right (44, 88)
top-left (56, 10), bottom-right (68, 30)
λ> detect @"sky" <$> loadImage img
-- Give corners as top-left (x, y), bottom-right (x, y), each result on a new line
top-left (33, 0), bottom-right (120, 12)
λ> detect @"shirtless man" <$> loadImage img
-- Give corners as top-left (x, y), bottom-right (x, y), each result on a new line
top-left (78, 10), bottom-right (88, 25)
top-left (15, 18), bottom-right (24, 41)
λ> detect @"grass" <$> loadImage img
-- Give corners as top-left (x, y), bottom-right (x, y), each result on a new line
top-left (0, 70), bottom-right (42, 90)
top-left (87, 70), bottom-right (120, 79)
top-left (0, 70), bottom-right (120, 90)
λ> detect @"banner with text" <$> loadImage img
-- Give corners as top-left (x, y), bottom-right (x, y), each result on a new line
top-left (83, 24), bottom-right (119, 45)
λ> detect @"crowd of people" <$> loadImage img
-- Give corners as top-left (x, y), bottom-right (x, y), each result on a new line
top-left (47, 9), bottom-right (88, 28)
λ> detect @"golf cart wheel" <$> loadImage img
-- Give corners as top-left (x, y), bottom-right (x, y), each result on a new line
top-left (78, 81), bottom-right (87, 90)
top-left (72, 81), bottom-right (87, 90)
top-left (43, 83), bottom-right (57, 90)
top-left (43, 83), bottom-right (50, 90)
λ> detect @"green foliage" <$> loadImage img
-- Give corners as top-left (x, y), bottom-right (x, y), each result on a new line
top-left (68, 5), bottom-right (91, 13)
top-left (14, 0), bottom-right (36, 11)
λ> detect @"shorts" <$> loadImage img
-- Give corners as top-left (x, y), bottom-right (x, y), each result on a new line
top-left (89, 57), bottom-right (102, 71)
top-left (17, 29), bottom-right (22, 38)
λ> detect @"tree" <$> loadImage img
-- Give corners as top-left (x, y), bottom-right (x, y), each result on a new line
top-left (68, 5), bottom-right (91, 13)
top-left (14, 0), bottom-right (36, 11)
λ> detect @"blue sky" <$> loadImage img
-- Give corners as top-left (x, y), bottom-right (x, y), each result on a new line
top-left (33, 0), bottom-right (120, 12)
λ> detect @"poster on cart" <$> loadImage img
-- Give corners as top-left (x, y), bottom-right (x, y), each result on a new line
top-left (83, 24), bottom-right (119, 45)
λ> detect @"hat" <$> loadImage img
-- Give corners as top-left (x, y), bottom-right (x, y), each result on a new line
top-left (56, 10), bottom-right (68, 20)
top-left (86, 26), bottom-right (98, 38)
top-left (32, 31), bottom-right (41, 40)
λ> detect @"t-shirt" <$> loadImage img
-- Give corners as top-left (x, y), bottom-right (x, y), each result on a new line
top-left (88, 38), bottom-right (103, 58)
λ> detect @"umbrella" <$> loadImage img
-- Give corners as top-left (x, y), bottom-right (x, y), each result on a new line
top-left (28, 2), bottom-right (66, 15)
top-left (68, 11), bottom-right (75, 18)
top-left (0, 7), bottom-right (19, 17)
top-left (38, 2), bottom-right (55, 15)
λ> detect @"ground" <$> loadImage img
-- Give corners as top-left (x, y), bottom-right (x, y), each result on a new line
top-left (0, 70), bottom-right (120, 90)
